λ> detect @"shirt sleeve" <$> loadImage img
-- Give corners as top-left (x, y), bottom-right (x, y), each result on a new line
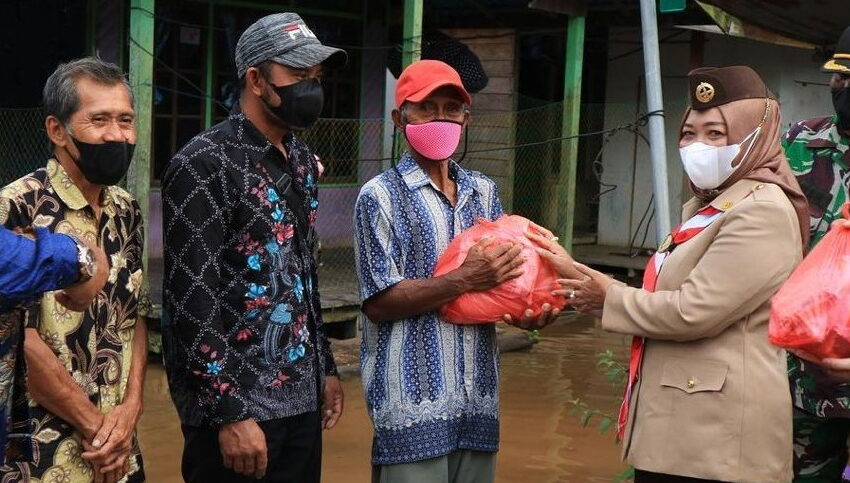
top-left (162, 150), bottom-right (245, 424)
top-left (0, 221), bottom-right (79, 310)
top-left (488, 180), bottom-right (505, 220)
top-left (310, 270), bottom-right (338, 377)
top-left (307, 154), bottom-right (337, 377)
top-left (601, 198), bottom-right (800, 341)
top-left (127, 199), bottom-right (147, 320)
top-left (354, 188), bottom-right (404, 303)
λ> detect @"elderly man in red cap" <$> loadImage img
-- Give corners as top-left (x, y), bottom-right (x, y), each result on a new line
top-left (353, 60), bottom-right (559, 481)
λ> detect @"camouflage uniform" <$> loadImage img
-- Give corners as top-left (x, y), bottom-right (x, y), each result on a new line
top-left (784, 114), bottom-right (850, 482)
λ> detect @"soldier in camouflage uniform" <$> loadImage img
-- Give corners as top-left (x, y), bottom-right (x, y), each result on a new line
top-left (784, 25), bottom-right (850, 483)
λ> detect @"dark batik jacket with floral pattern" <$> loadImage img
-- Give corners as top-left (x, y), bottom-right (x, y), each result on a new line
top-left (162, 107), bottom-right (336, 427)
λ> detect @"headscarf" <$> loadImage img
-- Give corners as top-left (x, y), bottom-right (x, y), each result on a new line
top-left (681, 97), bottom-right (810, 249)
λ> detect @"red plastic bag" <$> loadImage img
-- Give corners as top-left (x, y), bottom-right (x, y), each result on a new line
top-left (769, 203), bottom-right (850, 360)
top-left (432, 215), bottom-right (566, 324)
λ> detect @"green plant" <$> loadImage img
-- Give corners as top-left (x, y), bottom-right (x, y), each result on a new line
top-left (568, 349), bottom-right (634, 482)
top-left (568, 398), bottom-right (614, 433)
top-left (615, 467), bottom-right (635, 482)
top-left (567, 349), bottom-right (626, 434)
top-left (526, 329), bottom-right (541, 343)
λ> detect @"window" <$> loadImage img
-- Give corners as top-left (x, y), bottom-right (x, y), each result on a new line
top-left (149, 2), bottom-right (363, 184)
top-left (152, 1), bottom-right (208, 183)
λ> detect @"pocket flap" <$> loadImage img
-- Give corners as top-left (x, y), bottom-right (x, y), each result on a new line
top-left (660, 358), bottom-right (728, 394)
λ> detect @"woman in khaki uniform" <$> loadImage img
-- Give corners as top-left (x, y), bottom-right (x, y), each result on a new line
top-left (532, 66), bottom-right (809, 482)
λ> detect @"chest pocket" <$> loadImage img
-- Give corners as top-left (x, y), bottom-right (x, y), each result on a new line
top-left (660, 358), bottom-right (728, 394)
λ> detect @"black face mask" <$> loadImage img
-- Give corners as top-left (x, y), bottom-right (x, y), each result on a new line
top-left (69, 136), bottom-right (135, 186)
top-left (264, 78), bottom-right (324, 131)
top-left (834, 86), bottom-right (850, 132)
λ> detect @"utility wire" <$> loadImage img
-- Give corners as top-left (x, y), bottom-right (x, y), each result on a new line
top-left (608, 30), bottom-right (688, 61)
top-left (333, 110), bottom-right (664, 163)
top-left (130, 5), bottom-right (683, 57)
top-left (129, 6), bottom-right (559, 51)
top-left (129, 36), bottom-right (231, 111)
top-left (127, 9), bottom-right (668, 250)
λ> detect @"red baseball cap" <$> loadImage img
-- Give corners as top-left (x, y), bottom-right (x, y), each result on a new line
top-left (395, 60), bottom-right (472, 109)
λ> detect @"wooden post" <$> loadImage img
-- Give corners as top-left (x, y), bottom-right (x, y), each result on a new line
top-left (401, 0), bottom-right (423, 68)
top-left (393, 0), bottom-right (423, 162)
top-left (204, 2), bottom-right (215, 129)
top-left (557, 15), bottom-right (585, 252)
top-left (127, 0), bottom-right (154, 299)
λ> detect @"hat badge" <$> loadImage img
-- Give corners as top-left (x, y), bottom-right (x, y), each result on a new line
top-left (695, 82), bottom-right (715, 103)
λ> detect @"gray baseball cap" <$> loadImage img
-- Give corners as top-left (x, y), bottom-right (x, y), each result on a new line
top-left (235, 13), bottom-right (347, 78)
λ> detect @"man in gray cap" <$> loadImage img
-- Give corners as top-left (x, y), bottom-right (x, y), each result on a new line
top-left (162, 13), bottom-right (346, 482)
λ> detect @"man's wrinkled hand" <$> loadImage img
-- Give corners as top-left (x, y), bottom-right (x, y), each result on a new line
top-left (81, 401), bottom-right (140, 470)
top-left (455, 237), bottom-right (525, 292)
top-left (83, 440), bottom-right (129, 483)
top-left (219, 419), bottom-right (268, 479)
top-left (503, 303), bottom-right (560, 330)
top-left (322, 375), bottom-right (344, 430)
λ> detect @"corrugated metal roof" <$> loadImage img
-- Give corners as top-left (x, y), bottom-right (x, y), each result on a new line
top-left (698, 0), bottom-right (850, 47)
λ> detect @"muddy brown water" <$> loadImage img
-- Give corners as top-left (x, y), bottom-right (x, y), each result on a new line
top-left (137, 314), bottom-right (629, 482)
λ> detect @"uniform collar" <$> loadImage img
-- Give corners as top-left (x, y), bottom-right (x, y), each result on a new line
top-left (682, 178), bottom-right (762, 218)
top-left (708, 178), bottom-right (763, 212)
top-left (228, 104), bottom-right (302, 167)
top-left (229, 106), bottom-right (274, 156)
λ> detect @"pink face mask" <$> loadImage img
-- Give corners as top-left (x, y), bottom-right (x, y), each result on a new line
top-left (404, 120), bottom-right (463, 161)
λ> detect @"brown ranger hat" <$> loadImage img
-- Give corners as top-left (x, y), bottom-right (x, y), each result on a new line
top-left (822, 26), bottom-right (850, 74)
top-left (687, 66), bottom-right (774, 110)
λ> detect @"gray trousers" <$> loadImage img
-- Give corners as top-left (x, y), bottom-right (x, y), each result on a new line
top-left (372, 450), bottom-right (496, 483)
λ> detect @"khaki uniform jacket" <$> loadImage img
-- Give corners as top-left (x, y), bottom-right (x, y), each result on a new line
top-left (602, 179), bottom-right (802, 482)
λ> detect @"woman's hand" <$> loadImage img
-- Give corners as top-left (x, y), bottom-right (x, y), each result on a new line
top-left (525, 224), bottom-right (583, 280)
top-left (554, 263), bottom-right (615, 313)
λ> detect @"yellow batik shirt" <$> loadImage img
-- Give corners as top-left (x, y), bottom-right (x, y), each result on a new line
top-left (0, 159), bottom-right (145, 482)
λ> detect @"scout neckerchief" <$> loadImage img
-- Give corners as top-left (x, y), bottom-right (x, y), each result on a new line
top-left (616, 190), bottom-right (753, 440)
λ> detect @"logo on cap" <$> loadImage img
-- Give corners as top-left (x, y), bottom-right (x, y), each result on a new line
top-left (695, 82), bottom-right (715, 103)
top-left (283, 23), bottom-right (317, 40)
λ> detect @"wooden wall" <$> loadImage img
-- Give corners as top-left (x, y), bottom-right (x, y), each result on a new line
top-left (441, 28), bottom-right (517, 211)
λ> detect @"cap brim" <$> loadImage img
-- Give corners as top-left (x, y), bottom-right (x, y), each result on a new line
top-left (271, 44), bottom-right (348, 70)
top-left (821, 58), bottom-right (850, 74)
top-left (404, 80), bottom-right (472, 106)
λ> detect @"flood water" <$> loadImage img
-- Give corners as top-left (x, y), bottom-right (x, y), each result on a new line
top-left (137, 314), bottom-right (629, 482)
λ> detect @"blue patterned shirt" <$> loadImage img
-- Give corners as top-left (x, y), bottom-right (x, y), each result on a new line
top-left (354, 154), bottom-right (504, 465)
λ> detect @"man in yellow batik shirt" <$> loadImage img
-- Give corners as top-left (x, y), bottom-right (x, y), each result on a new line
top-left (0, 57), bottom-right (147, 483)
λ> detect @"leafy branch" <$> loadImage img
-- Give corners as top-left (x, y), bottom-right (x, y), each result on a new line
top-left (568, 349), bottom-right (634, 481)
top-left (568, 398), bottom-right (614, 434)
